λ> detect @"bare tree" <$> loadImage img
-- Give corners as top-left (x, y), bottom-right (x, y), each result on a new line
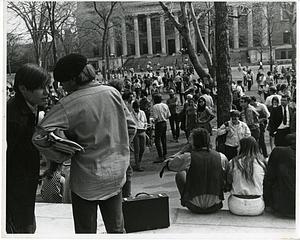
top-left (281, 2), bottom-right (296, 71)
top-left (8, 2), bottom-right (49, 66)
top-left (45, 2), bottom-right (76, 65)
top-left (7, 32), bottom-right (22, 74)
top-left (160, 2), bottom-right (210, 79)
top-left (91, 1), bottom-right (118, 80)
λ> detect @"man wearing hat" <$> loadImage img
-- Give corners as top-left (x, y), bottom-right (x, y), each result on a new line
top-left (33, 53), bottom-right (137, 233)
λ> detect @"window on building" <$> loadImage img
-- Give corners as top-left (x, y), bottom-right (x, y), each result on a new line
top-left (280, 51), bottom-right (287, 59)
top-left (283, 31), bottom-right (291, 44)
top-left (288, 50), bottom-right (293, 59)
top-left (281, 8), bottom-right (289, 21)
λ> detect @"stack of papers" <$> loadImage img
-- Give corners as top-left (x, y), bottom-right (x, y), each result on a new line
top-left (48, 132), bottom-right (84, 155)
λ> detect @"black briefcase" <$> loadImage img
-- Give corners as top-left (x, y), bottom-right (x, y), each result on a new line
top-left (122, 192), bottom-right (170, 233)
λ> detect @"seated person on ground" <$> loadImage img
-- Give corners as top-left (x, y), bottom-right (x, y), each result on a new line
top-left (175, 128), bottom-right (228, 214)
top-left (263, 133), bottom-right (296, 218)
top-left (226, 136), bottom-right (266, 216)
top-left (41, 161), bottom-right (65, 203)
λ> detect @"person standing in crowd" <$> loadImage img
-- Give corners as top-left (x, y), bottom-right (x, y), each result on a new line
top-left (166, 89), bottom-right (180, 142)
top-left (184, 94), bottom-right (197, 142)
top-left (246, 69), bottom-right (254, 91)
top-left (268, 94), bottom-right (294, 147)
top-left (33, 54), bottom-right (137, 233)
top-left (175, 72), bottom-right (185, 105)
top-left (131, 101), bottom-right (148, 172)
top-left (217, 110), bottom-right (251, 161)
top-left (265, 86), bottom-right (282, 108)
top-left (175, 128), bottom-right (228, 214)
top-left (263, 133), bottom-right (296, 218)
top-left (240, 95), bottom-right (260, 141)
top-left (196, 97), bottom-right (215, 135)
top-left (152, 94), bottom-right (171, 163)
top-left (6, 64), bottom-right (51, 233)
top-left (139, 92), bottom-right (151, 123)
top-left (201, 88), bottom-right (214, 110)
top-left (267, 96), bottom-right (280, 150)
top-left (236, 80), bottom-right (245, 98)
top-left (250, 96), bottom-right (270, 158)
top-left (226, 137), bottom-right (266, 216)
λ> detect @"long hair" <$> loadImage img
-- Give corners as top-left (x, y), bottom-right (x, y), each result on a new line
top-left (197, 97), bottom-right (206, 112)
top-left (233, 136), bottom-right (264, 184)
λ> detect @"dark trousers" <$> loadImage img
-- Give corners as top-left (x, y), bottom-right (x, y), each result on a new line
top-left (258, 124), bottom-right (268, 157)
top-left (155, 121), bottom-right (167, 157)
top-left (133, 130), bottom-right (146, 167)
top-left (224, 145), bottom-right (238, 161)
top-left (6, 205), bottom-right (36, 233)
top-left (274, 128), bottom-right (291, 147)
top-left (169, 113), bottom-right (180, 139)
top-left (247, 81), bottom-right (252, 91)
top-left (250, 127), bottom-right (260, 142)
top-left (71, 191), bottom-right (125, 233)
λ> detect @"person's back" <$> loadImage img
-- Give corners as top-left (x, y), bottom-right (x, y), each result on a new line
top-left (175, 128), bottom-right (227, 214)
top-left (263, 134), bottom-right (296, 218)
top-left (227, 137), bottom-right (266, 216)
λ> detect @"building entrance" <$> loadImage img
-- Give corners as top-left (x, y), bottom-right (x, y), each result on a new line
top-left (168, 39), bottom-right (175, 55)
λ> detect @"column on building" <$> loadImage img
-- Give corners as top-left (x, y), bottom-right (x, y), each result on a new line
top-left (109, 21), bottom-right (116, 55)
top-left (146, 14), bottom-right (153, 55)
top-left (247, 7), bottom-right (253, 47)
top-left (232, 6), bottom-right (239, 49)
top-left (174, 12), bottom-right (180, 53)
top-left (190, 23), bottom-right (196, 50)
top-left (204, 16), bottom-right (209, 48)
top-left (262, 5), bottom-right (268, 46)
top-left (121, 16), bottom-right (128, 56)
top-left (160, 14), bottom-right (166, 55)
top-left (133, 15), bottom-right (140, 57)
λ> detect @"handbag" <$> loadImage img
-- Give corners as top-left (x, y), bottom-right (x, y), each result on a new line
top-left (122, 192), bottom-right (170, 233)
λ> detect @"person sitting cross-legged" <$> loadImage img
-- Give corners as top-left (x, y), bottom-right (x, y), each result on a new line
top-left (175, 128), bottom-right (228, 214)
top-left (226, 136), bottom-right (266, 216)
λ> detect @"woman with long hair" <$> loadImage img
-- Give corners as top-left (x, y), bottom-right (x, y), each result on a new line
top-left (196, 97), bottom-right (215, 135)
top-left (226, 136), bottom-right (266, 216)
top-left (267, 96), bottom-right (279, 150)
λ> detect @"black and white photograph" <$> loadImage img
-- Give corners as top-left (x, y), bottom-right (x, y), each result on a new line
top-left (3, 1), bottom-right (297, 239)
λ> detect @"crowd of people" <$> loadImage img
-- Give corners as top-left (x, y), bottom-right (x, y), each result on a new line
top-left (6, 53), bottom-right (296, 234)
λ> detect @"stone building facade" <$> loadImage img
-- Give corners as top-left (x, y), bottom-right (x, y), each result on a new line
top-left (76, 2), bottom-right (295, 68)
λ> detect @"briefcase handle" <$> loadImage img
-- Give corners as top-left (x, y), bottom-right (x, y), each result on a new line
top-left (135, 192), bottom-right (152, 198)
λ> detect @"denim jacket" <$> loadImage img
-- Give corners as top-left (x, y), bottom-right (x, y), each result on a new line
top-left (33, 84), bottom-right (137, 200)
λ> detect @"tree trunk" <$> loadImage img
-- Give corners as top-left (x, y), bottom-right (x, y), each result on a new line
top-left (101, 28), bottom-right (107, 80)
top-left (214, 2), bottom-right (232, 127)
top-left (189, 3), bottom-right (215, 78)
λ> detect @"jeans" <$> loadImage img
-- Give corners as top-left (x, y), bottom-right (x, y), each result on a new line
top-left (258, 124), bottom-right (268, 157)
top-left (155, 121), bottom-right (167, 157)
top-left (133, 130), bottom-right (146, 167)
top-left (71, 191), bottom-right (125, 233)
top-left (169, 113), bottom-right (180, 139)
top-left (250, 127), bottom-right (260, 142)
top-left (224, 145), bottom-right (238, 161)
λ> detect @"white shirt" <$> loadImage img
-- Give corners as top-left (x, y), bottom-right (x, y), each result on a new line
top-left (153, 103), bottom-right (171, 122)
top-left (131, 110), bottom-right (147, 130)
top-left (217, 120), bottom-right (251, 148)
top-left (265, 94), bottom-right (282, 107)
